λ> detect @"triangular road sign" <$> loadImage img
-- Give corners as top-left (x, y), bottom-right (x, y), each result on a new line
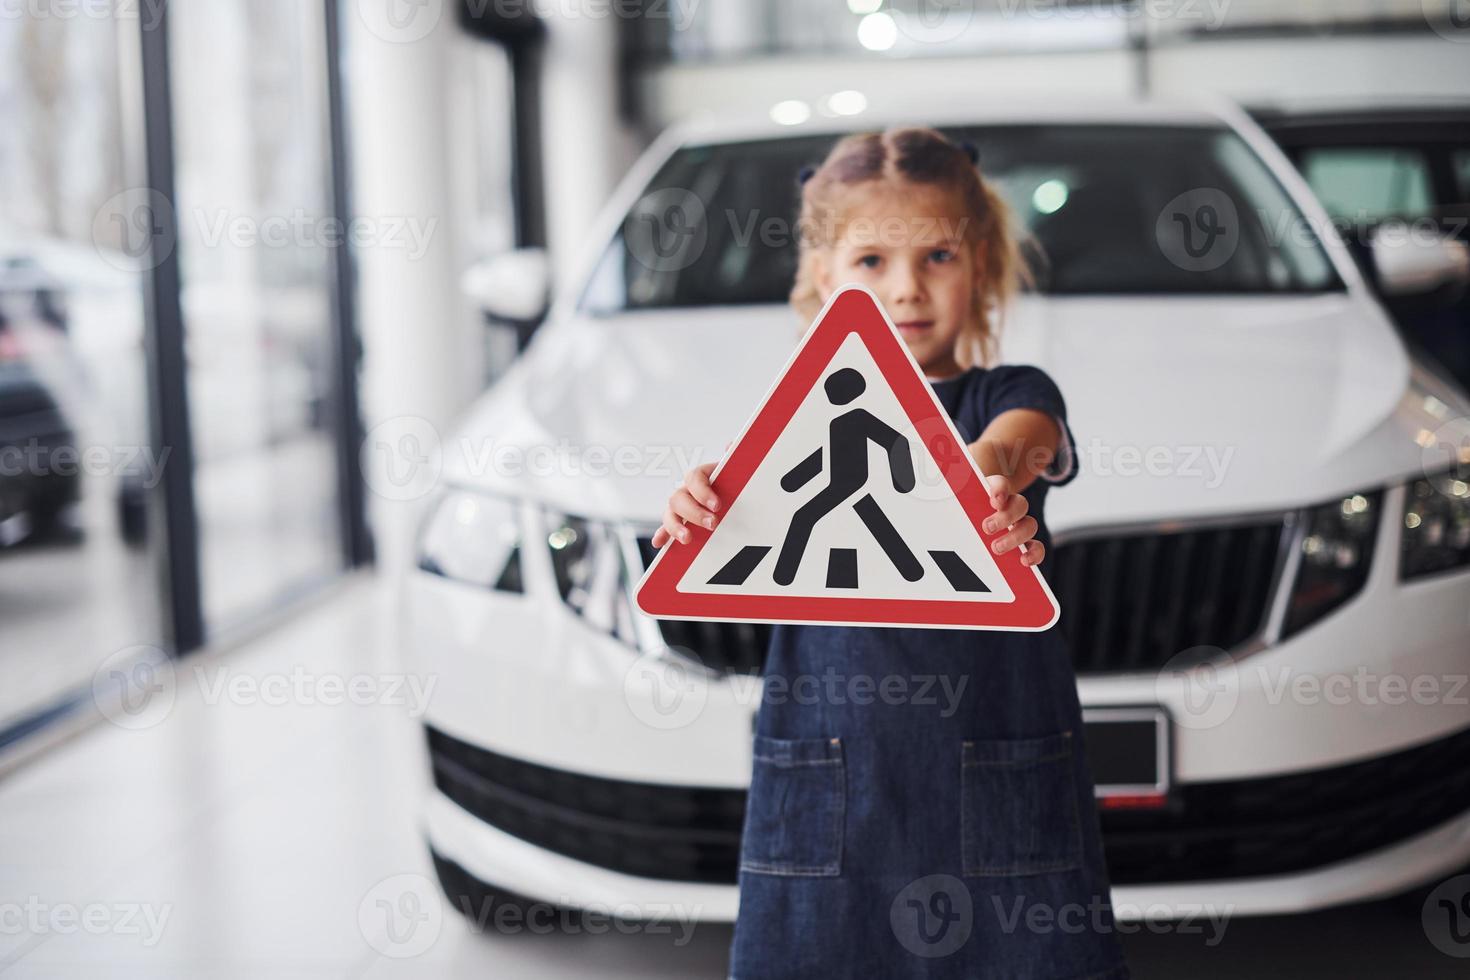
top-left (635, 284), bottom-right (1061, 631)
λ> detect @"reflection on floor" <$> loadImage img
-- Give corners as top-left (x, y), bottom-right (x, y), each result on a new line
top-left (193, 432), bottom-right (343, 633)
top-left (0, 428), bottom-right (343, 735)
top-left (0, 484), bottom-right (157, 732)
top-left (0, 571), bottom-right (1462, 978)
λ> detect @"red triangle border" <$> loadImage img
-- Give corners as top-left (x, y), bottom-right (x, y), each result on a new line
top-left (635, 284), bottom-right (1060, 632)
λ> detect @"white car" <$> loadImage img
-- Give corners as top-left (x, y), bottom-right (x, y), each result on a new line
top-left (406, 98), bottom-right (1470, 925)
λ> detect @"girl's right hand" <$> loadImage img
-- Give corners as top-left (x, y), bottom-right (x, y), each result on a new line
top-left (651, 461), bottom-right (720, 549)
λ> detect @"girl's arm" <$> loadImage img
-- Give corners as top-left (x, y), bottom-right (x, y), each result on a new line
top-left (967, 408), bottom-right (1063, 567)
top-left (968, 408), bottom-right (1062, 495)
top-left (654, 414), bottom-right (1063, 562)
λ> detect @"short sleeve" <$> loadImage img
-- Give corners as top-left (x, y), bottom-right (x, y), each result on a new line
top-left (985, 364), bottom-right (1079, 487)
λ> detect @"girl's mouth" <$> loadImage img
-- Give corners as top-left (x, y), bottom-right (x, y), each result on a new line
top-left (895, 320), bottom-right (934, 336)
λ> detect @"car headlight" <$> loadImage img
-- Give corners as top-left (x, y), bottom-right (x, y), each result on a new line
top-left (543, 511), bottom-right (639, 646)
top-left (1282, 490), bottom-right (1381, 639)
top-left (416, 487), bottom-right (523, 593)
top-left (1401, 469), bottom-right (1470, 581)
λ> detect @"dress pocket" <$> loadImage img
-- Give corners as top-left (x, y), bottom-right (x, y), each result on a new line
top-left (960, 730), bottom-right (1083, 877)
top-left (739, 734), bottom-right (845, 877)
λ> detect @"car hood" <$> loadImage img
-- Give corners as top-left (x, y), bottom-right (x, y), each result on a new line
top-left (444, 294), bottom-right (1470, 532)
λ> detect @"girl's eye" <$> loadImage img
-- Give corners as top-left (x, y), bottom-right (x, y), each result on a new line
top-left (856, 254), bottom-right (881, 269)
top-left (929, 248), bottom-right (954, 263)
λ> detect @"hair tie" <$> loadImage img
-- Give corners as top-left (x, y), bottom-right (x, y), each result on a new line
top-left (796, 164), bottom-right (817, 185)
top-left (958, 140), bottom-right (979, 165)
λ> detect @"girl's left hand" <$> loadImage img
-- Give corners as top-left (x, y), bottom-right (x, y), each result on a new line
top-left (980, 475), bottom-right (1044, 567)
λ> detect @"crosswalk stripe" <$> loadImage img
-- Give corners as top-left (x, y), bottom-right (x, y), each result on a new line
top-left (707, 545), bottom-right (772, 587)
top-left (853, 494), bottom-right (924, 582)
top-left (826, 548), bottom-right (859, 589)
top-left (928, 550), bottom-right (991, 593)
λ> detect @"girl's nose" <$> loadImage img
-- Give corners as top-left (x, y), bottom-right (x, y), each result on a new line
top-left (887, 263), bottom-right (926, 306)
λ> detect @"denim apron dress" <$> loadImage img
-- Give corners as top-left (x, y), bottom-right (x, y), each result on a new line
top-left (727, 366), bottom-right (1131, 980)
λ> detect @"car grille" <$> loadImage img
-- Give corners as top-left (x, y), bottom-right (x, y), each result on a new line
top-left (429, 721), bottom-right (1470, 887)
top-left (427, 725), bottom-right (744, 885)
top-left (634, 536), bottom-right (773, 674)
top-left (1101, 721), bottom-right (1470, 883)
top-left (635, 519), bottom-right (1287, 675)
top-left (1048, 519), bottom-right (1287, 673)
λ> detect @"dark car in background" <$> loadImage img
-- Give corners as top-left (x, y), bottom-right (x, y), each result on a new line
top-left (0, 315), bottom-right (79, 545)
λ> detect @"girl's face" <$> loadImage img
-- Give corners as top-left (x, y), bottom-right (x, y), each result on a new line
top-left (813, 180), bottom-right (980, 379)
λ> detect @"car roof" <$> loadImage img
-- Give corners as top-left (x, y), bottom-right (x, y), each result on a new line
top-left (667, 97), bottom-right (1232, 147)
top-left (1248, 96), bottom-right (1470, 132)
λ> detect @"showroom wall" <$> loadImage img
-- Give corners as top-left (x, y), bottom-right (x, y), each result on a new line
top-left (645, 33), bottom-right (1470, 126)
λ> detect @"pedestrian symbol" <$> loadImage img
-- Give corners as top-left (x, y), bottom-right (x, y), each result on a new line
top-left (635, 284), bottom-right (1061, 631)
top-left (773, 366), bottom-right (924, 587)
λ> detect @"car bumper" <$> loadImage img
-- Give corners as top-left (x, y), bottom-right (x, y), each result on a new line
top-left (407, 496), bottom-right (1470, 916)
top-left (424, 780), bottom-right (1470, 922)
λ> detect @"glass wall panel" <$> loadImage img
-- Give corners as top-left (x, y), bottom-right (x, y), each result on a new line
top-left (0, 9), bottom-right (165, 731)
top-left (168, 0), bottom-right (343, 632)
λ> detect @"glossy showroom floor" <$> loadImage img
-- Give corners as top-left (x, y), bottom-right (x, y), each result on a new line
top-left (0, 572), bottom-right (1461, 978)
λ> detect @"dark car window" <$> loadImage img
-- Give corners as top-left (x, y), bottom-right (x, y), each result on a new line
top-left (1454, 149), bottom-right (1470, 203)
top-left (579, 124), bottom-right (1343, 312)
top-left (1299, 146), bottom-right (1436, 223)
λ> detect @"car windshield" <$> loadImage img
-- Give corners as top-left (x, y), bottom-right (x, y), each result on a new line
top-left (579, 124), bottom-right (1343, 312)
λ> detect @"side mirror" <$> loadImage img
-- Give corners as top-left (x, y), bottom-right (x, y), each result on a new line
top-left (461, 248), bottom-right (551, 346)
top-left (1370, 228), bottom-right (1470, 300)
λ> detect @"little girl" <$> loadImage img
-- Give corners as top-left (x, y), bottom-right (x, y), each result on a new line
top-left (651, 128), bottom-right (1130, 979)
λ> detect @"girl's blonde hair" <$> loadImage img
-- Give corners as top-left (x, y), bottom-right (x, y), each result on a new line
top-left (789, 127), bottom-right (1033, 370)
